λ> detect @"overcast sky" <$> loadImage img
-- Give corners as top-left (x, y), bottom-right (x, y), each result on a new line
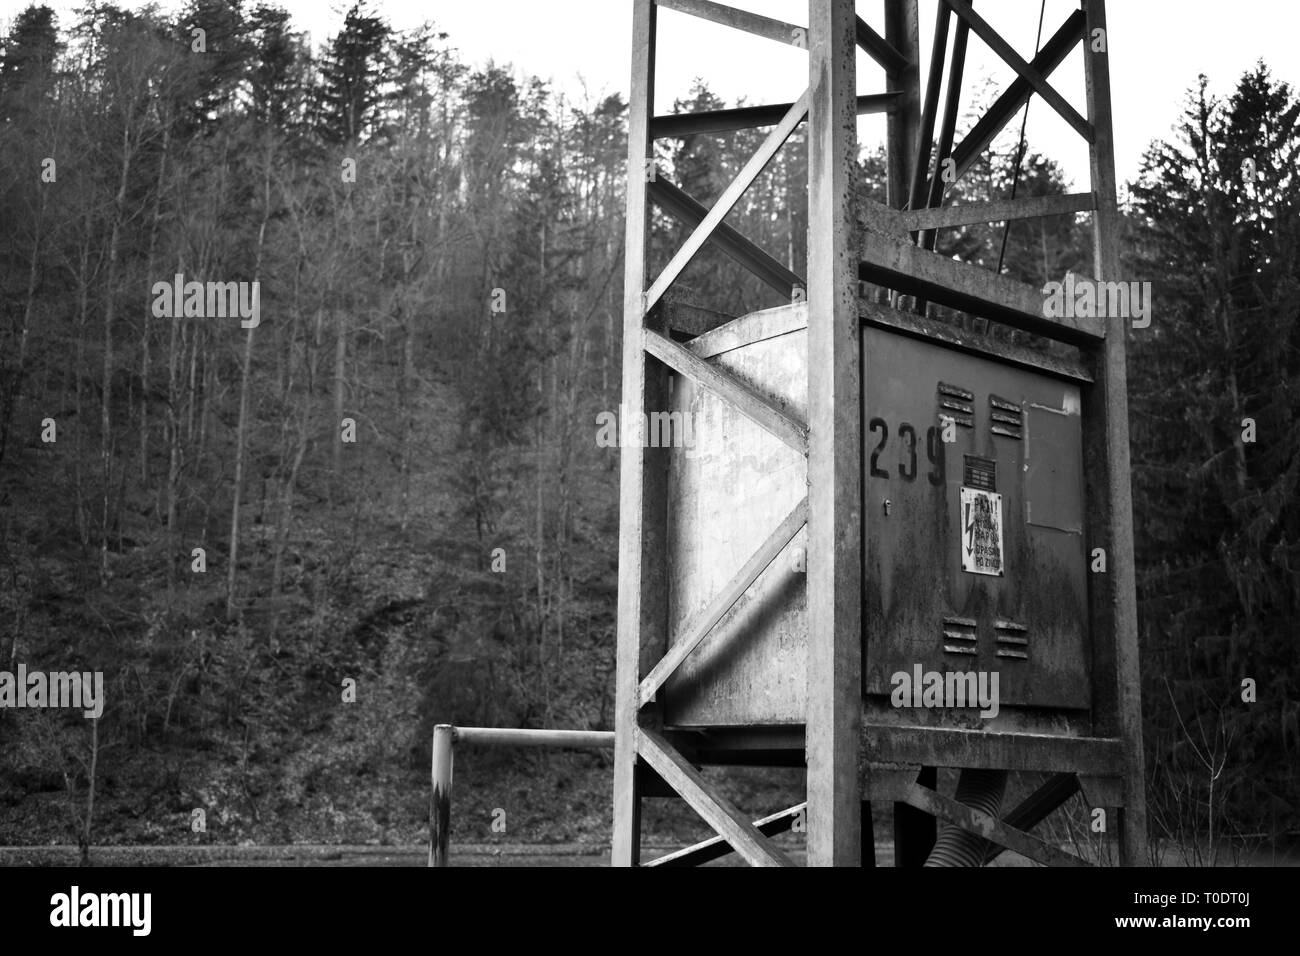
top-left (10, 1), bottom-right (1300, 189)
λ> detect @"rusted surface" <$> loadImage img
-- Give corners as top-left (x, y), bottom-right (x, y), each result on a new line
top-left (805, 0), bottom-right (864, 867)
top-left (429, 724), bottom-right (454, 868)
top-left (859, 226), bottom-right (1106, 343)
top-left (862, 724), bottom-right (1123, 775)
top-left (1081, 0), bottom-right (1146, 865)
top-left (862, 324), bottom-right (1090, 711)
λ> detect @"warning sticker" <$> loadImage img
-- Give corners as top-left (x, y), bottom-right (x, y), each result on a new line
top-left (960, 487), bottom-right (1004, 576)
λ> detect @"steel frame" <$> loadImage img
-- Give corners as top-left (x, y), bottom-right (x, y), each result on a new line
top-left (615, 0), bottom-right (1145, 867)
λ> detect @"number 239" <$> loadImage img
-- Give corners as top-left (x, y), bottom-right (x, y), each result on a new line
top-left (868, 418), bottom-right (945, 485)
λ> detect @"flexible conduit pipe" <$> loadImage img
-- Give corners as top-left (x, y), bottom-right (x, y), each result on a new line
top-left (924, 769), bottom-right (1008, 867)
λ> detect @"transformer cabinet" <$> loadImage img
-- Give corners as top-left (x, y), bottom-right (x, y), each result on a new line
top-left (614, 0), bottom-right (1145, 866)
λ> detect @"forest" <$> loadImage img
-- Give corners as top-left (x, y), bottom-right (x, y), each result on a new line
top-left (0, 1), bottom-right (1296, 863)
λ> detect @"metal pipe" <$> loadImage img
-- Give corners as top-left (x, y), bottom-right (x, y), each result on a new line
top-left (924, 768), bottom-right (1007, 867)
top-left (429, 726), bottom-right (616, 866)
top-left (453, 727), bottom-right (615, 749)
top-left (429, 724), bottom-right (454, 867)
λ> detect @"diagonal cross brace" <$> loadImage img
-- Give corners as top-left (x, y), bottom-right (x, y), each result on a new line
top-left (644, 91), bottom-right (809, 313)
top-left (644, 802), bottom-right (807, 867)
top-left (855, 16), bottom-right (910, 74)
top-left (638, 727), bottom-right (795, 867)
top-left (639, 495), bottom-right (808, 705)
top-left (950, 10), bottom-right (1085, 182)
top-left (643, 328), bottom-right (809, 454)
top-left (649, 178), bottom-right (804, 297)
top-left (902, 782), bottom-right (1091, 867)
top-left (944, 0), bottom-right (1093, 144)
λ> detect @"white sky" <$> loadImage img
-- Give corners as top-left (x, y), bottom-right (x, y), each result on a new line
top-left (9, 0), bottom-right (1300, 189)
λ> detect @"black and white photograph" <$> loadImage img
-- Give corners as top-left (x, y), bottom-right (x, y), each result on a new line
top-left (0, 0), bottom-right (1295, 936)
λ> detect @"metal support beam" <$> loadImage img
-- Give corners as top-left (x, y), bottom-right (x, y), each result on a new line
top-left (1080, 0), bottom-right (1147, 867)
top-left (805, 0), bottom-right (862, 867)
top-left (652, 93), bottom-right (899, 139)
top-left (862, 724), bottom-right (1124, 774)
top-left (656, 0), bottom-right (805, 47)
top-left (919, 4), bottom-right (970, 251)
top-left (856, 15), bottom-right (910, 75)
top-left (884, 0), bottom-right (921, 212)
top-left (860, 225), bottom-right (1106, 342)
top-left (908, 0), bottom-right (950, 213)
top-left (899, 191), bottom-right (1095, 230)
top-left (612, 0), bottom-right (658, 868)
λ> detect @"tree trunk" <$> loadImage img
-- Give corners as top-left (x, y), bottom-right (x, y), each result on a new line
top-left (331, 308), bottom-right (347, 504)
top-left (226, 143), bottom-right (274, 620)
top-left (140, 124), bottom-right (171, 485)
top-left (99, 125), bottom-right (133, 587)
top-left (78, 717), bottom-right (99, 867)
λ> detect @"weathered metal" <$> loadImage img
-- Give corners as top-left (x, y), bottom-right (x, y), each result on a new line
top-left (611, 0), bottom-right (1143, 868)
top-left (859, 226), bottom-right (1107, 343)
top-left (861, 322), bottom-right (1091, 711)
top-left (804, 0), bottom-right (863, 868)
top-left (652, 93), bottom-right (899, 140)
top-left (1080, 0), bottom-right (1148, 864)
top-left (429, 724), bottom-right (454, 868)
top-left (453, 728), bottom-right (615, 749)
top-left (612, 0), bottom-right (661, 869)
top-left (899, 191), bottom-right (1095, 232)
top-left (427, 726), bottom-right (616, 868)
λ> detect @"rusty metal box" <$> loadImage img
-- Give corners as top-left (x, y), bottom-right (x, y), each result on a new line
top-left (861, 323), bottom-right (1091, 711)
